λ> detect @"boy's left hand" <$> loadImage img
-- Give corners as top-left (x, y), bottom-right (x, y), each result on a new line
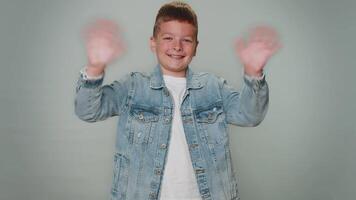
top-left (235, 25), bottom-right (281, 77)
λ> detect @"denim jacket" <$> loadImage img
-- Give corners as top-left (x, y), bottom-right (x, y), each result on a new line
top-left (74, 65), bottom-right (268, 200)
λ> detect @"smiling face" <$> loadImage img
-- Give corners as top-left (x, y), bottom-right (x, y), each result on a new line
top-left (150, 20), bottom-right (198, 77)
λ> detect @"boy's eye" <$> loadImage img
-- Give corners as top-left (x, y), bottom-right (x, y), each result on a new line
top-left (183, 39), bottom-right (193, 43)
top-left (163, 37), bottom-right (173, 41)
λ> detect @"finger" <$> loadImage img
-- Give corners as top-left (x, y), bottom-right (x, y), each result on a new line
top-left (85, 19), bottom-right (120, 35)
top-left (264, 42), bottom-right (282, 58)
top-left (249, 25), bottom-right (279, 45)
top-left (84, 30), bottom-right (124, 53)
top-left (112, 42), bottom-right (126, 59)
top-left (270, 42), bottom-right (282, 55)
top-left (83, 19), bottom-right (121, 42)
top-left (235, 37), bottom-right (246, 55)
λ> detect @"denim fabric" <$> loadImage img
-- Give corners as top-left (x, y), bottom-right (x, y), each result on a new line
top-left (74, 65), bottom-right (269, 200)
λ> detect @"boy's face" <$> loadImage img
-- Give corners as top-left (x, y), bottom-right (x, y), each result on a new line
top-left (150, 20), bottom-right (198, 77)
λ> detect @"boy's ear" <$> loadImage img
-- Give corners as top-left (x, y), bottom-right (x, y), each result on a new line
top-left (193, 40), bottom-right (199, 56)
top-left (150, 36), bottom-right (156, 52)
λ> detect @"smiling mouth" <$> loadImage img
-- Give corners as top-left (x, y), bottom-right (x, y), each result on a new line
top-left (167, 54), bottom-right (185, 59)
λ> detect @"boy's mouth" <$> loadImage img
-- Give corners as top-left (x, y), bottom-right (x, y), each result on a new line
top-left (167, 54), bottom-right (185, 59)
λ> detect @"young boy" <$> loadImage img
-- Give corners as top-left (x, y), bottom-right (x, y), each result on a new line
top-left (75, 1), bottom-right (280, 200)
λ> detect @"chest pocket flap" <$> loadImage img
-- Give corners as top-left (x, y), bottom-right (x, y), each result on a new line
top-left (195, 102), bottom-right (227, 145)
top-left (129, 105), bottom-right (159, 144)
top-left (130, 105), bottom-right (159, 122)
top-left (195, 103), bottom-right (223, 123)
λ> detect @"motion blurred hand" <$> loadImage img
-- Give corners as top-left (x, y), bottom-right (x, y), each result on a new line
top-left (235, 25), bottom-right (281, 77)
top-left (83, 19), bottom-right (125, 76)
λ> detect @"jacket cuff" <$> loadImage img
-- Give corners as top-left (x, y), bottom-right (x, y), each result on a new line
top-left (243, 73), bottom-right (266, 91)
top-left (78, 68), bottom-right (104, 88)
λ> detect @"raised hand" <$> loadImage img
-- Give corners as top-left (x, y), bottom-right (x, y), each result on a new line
top-left (83, 19), bottom-right (125, 76)
top-left (235, 25), bottom-right (281, 77)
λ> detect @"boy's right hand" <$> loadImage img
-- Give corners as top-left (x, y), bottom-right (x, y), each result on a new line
top-left (83, 19), bottom-right (125, 76)
top-left (235, 25), bottom-right (281, 77)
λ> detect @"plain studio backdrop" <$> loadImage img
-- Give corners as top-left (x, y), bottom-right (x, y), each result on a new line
top-left (0, 0), bottom-right (355, 200)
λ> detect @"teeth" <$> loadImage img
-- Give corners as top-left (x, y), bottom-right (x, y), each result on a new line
top-left (169, 54), bottom-right (184, 59)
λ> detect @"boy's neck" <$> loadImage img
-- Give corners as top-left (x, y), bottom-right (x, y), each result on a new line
top-left (160, 65), bottom-right (187, 77)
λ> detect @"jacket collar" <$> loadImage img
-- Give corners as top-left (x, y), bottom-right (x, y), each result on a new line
top-left (149, 65), bottom-right (203, 90)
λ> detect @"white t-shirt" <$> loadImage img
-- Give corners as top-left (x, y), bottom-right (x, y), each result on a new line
top-left (159, 75), bottom-right (202, 200)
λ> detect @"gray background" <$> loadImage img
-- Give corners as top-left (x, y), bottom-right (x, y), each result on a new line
top-left (1, 0), bottom-right (355, 199)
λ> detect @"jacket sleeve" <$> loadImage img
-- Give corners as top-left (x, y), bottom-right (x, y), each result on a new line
top-left (74, 72), bottom-right (131, 123)
top-left (221, 75), bottom-right (269, 127)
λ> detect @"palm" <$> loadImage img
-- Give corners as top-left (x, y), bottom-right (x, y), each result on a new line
top-left (236, 26), bottom-right (281, 76)
top-left (83, 19), bottom-right (124, 67)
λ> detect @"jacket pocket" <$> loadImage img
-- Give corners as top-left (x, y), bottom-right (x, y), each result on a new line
top-left (128, 105), bottom-right (159, 144)
top-left (195, 102), bottom-right (228, 145)
top-left (111, 152), bottom-right (129, 199)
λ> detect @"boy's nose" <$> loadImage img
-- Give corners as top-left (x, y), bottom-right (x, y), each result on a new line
top-left (173, 40), bottom-right (182, 51)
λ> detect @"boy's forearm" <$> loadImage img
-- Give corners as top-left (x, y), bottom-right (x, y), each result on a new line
top-left (74, 69), bottom-right (130, 122)
top-left (238, 75), bottom-right (269, 126)
top-left (74, 75), bottom-right (106, 122)
top-left (223, 74), bottom-right (269, 126)
top-left (75, 72), bottom-right (122, 123)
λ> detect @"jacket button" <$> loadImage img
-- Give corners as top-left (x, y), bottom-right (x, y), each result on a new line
top-left (138, 113), bottom-right (144, 120)
top-left (195, 168), bottom-right (205, 174)
top-left (160, 144), bottom-right (167, 149)
top-left (155, 169), bottom-right (161, 175)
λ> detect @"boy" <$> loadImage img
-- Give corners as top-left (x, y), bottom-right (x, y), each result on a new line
top-left (75, 1), bottom-right (280, 200)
